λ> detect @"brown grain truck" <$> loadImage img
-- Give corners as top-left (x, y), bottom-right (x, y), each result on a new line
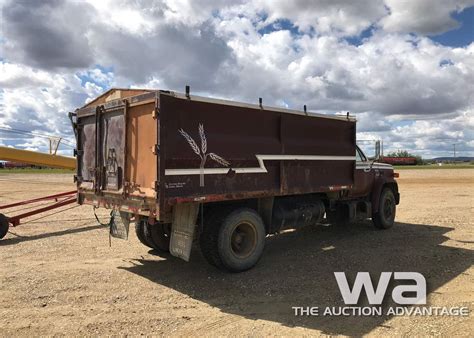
top-left (73, 88), bottom-right (399, 272)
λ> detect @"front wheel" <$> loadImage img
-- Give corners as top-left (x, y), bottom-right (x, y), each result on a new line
top-left (200, 208), bottom-right (266, 272)
top-left (373, 188), bottom-right (396, 229)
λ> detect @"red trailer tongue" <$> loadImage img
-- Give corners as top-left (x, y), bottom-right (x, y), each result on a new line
top-left (0, 190), bottom-right (77, 239)
top-left (0, 146), bottom-right (78, 239)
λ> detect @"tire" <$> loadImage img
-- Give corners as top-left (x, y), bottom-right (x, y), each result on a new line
top-left (200, 208), bottom-right (266, 272)
top-left (373, 188), bottom-right (396, 229)
top-left (0, 213), bottom-right (9, 239)
top-left (149, 222), bottom-right (170, 252)
top-left (198, 208), bottom-right (231, 268)
top-left (139, 219), bottom-right (170, 252)
top-left (135, 220), bottom-right (154, 249)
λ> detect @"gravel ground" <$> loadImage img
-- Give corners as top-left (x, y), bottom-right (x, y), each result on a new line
top-left (0, 169), bottom-right (472, 336)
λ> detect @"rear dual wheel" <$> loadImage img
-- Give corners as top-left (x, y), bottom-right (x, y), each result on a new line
top-left (135, 218), bottom-right (170, 252)
top-left (200, 208), bottom-right (266, 272)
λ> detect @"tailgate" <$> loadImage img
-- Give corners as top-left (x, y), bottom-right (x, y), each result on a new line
top-left (77, 104), bottom-right (126, 193)
top-left (76, 97), bottom-right (158, 214)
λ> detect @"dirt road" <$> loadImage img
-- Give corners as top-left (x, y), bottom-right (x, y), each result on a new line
top-left (0, 169), bottom-right (472, 336)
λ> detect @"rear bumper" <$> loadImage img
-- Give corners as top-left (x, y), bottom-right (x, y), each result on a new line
top-left (78, 190), bottom-right (157, 217)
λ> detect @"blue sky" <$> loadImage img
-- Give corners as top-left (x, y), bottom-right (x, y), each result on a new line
top-left (1, 0), bottom-right (473, 158)
top-left (431, 6), bottom-right (474, 47)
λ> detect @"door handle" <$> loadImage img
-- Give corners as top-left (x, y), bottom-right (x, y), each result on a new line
top-left (364, 167), bottom-right (371, 172)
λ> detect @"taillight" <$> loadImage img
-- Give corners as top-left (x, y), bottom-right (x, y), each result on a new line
top-left (393, 172), bottom-right (399, 178)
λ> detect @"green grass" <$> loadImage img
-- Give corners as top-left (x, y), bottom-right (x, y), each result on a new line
top-left (393, 164), bottom-right (474, 170)
top-left (0, 168), bottom-right (74, 174)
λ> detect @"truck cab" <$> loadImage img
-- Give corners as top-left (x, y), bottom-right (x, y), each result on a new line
top-left (335, 145), bottom-right (400, 228)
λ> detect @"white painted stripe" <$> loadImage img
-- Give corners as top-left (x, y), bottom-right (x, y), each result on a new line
top-left (356, 164), bottom-right (393, 170)
top-left (166, 168), bottom-right (230, 175)
top-left (165, 154), bottom-right (356, 176)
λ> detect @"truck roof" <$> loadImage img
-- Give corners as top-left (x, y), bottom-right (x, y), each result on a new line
top-left (78, 88), bottom-right (356, 122)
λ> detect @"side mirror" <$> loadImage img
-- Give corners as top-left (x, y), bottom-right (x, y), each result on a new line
top-left (374, 140), bottom-right (381, 160)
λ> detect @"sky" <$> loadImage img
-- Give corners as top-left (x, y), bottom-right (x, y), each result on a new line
top-left (1, 0), bottom-right (473, 159)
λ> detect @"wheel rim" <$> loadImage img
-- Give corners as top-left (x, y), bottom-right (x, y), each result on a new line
top-left (383, 197), bottom-right (395, 220)
top-left (230, 222), bottom-right (257, 258)
top-left (162, 223), bottom-right (171, 238)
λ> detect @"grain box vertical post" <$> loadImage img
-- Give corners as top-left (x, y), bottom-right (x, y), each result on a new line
top-left (155, 92), bottom-right (165, 220)
top-left (122, 99), bottom-right (129, 198)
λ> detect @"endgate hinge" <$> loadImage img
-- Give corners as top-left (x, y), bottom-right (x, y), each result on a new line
top-left (152, 108), bottom-right (160, 119)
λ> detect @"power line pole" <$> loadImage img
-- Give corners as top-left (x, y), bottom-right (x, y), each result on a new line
top-left (453, 143), bottom-right (456, 162)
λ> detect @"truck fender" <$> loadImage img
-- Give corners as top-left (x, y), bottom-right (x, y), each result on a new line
top-left (371, 178), bottom-right (399, 213)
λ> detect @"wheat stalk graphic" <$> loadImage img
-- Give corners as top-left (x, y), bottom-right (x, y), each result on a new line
top-left (179, 124), bottom-right (230, 187)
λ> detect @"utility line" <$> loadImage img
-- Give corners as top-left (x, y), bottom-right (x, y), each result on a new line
top-left (0, 127), bottom-right (76, 150)
top-left (0, 127), bottom-right (76, 146)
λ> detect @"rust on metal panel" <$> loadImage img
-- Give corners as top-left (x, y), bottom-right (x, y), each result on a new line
top-left (76, 91), bottom-right (156, 118)
top-left (101, 108), bottom-right (126, 191)
top-left (125, 101), bottom-right (157, 199)
top-left (78, 119), bottom-right (96, 182)
top-left (159, 93), bottom-right (355, 208)
top-left (77, 96), bottom-right (157, 208)
top-left (165, 184), bottom-right (353, 206)
top-left (77, 89), bottom-right (356, 221)
top-left (80, 190), bottom-right (156, 215)
top-left (81, 88), bottom-right (153, 109)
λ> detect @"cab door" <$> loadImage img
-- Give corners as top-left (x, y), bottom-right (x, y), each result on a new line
top-left (351, 146), bottom-right (375, 197)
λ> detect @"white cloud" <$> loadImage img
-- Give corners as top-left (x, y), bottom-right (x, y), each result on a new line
top-left (253, 0), bottom-right (387, 36)
top-left (0, 63), bottom-right (98, 153)
top-left (381, 0), bottom-right (474, 35)
top-left (358, 109), bottom-right (474, 158)
top-left (87, 68), bottom-right (114, 86)
top-left (85, 0), bottom-right (159, 34)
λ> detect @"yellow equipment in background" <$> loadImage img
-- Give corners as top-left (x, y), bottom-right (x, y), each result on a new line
top-left (0, 146), bottom-right (76, 169)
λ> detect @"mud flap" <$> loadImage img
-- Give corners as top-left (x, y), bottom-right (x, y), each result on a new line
top-left (109, 210), bottom-right (130, 240)
top-left (169, 203), bottom-right (199, 261)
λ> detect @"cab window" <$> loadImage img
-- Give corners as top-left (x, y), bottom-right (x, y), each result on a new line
top-left (356, 147), bottom-right (367, 162)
